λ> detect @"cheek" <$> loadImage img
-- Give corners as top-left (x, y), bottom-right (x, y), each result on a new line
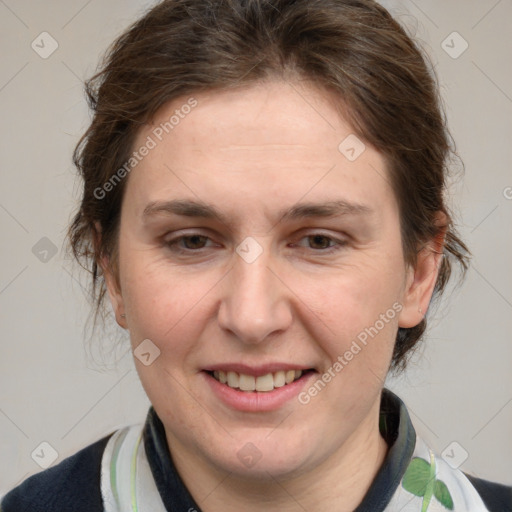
top-left (291, 259), bottom-right (403, 372)
top-left (301, 263), bottom-right (402, 333)
top-left (119, 256), bottom-right (218, 356)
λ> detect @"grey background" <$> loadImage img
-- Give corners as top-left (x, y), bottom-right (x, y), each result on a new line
top-left (0, 0), bottom-right (511, 492)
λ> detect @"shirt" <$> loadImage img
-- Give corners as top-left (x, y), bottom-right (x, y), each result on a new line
top-left (1, 388), bottom-right (511, 511)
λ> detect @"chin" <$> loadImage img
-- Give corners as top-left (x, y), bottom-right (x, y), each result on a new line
top-left (200, 429), bottom-right (321, 481)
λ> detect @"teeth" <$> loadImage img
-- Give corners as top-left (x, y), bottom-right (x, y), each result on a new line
top-left (273, 370), bottom-right (286, 388)
top-left (255, 373), bottom-right (274, 392)
top-left (239, 374), bottom-right (256, 391)
top-left (227, 371), bottom-right (239, 388)
top-left (211, 369), bottom-right (304, 392)
top-left (285, 370), bottom-right (296, 384)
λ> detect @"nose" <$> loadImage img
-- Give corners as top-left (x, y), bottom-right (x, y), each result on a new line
top-left (217, 244), bottom-right (292, 345)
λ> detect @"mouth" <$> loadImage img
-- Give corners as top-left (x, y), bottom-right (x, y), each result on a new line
top-left (205, 369), bottom-right (314, 393)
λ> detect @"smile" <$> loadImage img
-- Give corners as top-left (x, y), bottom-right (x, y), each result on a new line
top-left (208, 369), bottom-right (310, 392)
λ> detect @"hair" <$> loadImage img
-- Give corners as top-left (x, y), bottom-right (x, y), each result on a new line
top-left (69, 0), bottom-right (470, 373)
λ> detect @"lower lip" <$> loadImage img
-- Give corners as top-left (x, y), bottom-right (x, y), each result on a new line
top-left (202, 371), bottom-right (316, 412)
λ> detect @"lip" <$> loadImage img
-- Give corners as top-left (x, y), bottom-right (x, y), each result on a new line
top-left (201, 369), bottom-right (317, 412)
top-left (203, 363), bottom-right (314, 377)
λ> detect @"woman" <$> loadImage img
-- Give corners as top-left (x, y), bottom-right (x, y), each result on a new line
top-left (2, 0), bottom-right (510, 510)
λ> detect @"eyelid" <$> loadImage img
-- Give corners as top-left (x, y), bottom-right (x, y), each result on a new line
top-left (164, 231), bottom-right (218, 249)
top-left (163, 230), bottom-right (348, 256)
top-left (291, 231), bottom-right (348, 252)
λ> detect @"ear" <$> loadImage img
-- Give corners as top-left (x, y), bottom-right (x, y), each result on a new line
top-left (94, 222), bottom-right (128, 330)
top-left (398, 213), bottom-right (447, 328)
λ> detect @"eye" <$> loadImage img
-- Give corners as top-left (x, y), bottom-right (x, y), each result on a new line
top-left (164, 232), bottom-right (347, 256)
top-left (293, 233), bottom-right (347, 253)
top-left (165, 234), bottom-right (216, 253)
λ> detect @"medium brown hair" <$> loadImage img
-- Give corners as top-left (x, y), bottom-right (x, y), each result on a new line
top-left (69, 0), bottom-right (470, 372)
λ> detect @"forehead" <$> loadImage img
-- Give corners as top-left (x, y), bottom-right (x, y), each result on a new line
top-left (134, 82), bottom-right (348, 169)
top-left (125, 80), bottom-right (395, 221)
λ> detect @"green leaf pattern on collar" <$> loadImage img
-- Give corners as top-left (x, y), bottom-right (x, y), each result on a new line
top-left (402, 452), bottom-right (454, 511)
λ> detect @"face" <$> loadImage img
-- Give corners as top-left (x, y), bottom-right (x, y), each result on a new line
top-left (104, 80), bottom-right (437, 480)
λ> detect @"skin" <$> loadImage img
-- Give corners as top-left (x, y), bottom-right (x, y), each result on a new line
top-left (102, 79), bottom-right (443, 511)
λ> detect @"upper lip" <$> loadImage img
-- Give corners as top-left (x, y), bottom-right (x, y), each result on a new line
top-left (203, 363), bottom-right (314, 377)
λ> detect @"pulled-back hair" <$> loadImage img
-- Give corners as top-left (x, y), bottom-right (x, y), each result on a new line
top-left (69, 0), bottom-right (470, 372)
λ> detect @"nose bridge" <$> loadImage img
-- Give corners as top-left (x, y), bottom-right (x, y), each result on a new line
top-left (218, 241), bottom-right (291, 344)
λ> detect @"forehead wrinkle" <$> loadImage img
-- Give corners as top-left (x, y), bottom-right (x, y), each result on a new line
top-left (141, 198), bottom-right (374, 230)
top-left (142, 199), bottom-right (230, 224)
top-left (277, 200), bottom-right (373, 222)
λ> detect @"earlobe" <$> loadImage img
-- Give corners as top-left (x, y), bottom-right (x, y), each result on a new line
top-left (398, 250), bottom-right (442, 328)
top-left (101, 257), bottom-right (128, 329)
top-left (95, 223), bottom-right (128, 329)
top-left (398, 215), bottom-right (447, 328)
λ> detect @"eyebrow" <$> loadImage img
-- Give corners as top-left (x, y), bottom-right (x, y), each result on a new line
top-left (142, 199), bottom-right (373, 224)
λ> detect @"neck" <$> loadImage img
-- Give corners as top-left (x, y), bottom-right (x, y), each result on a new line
top-left (166, 399), bottom-right (388, 512)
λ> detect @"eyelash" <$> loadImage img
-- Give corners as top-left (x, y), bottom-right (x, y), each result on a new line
top-left (164, 233), bottom-right (347, 255)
